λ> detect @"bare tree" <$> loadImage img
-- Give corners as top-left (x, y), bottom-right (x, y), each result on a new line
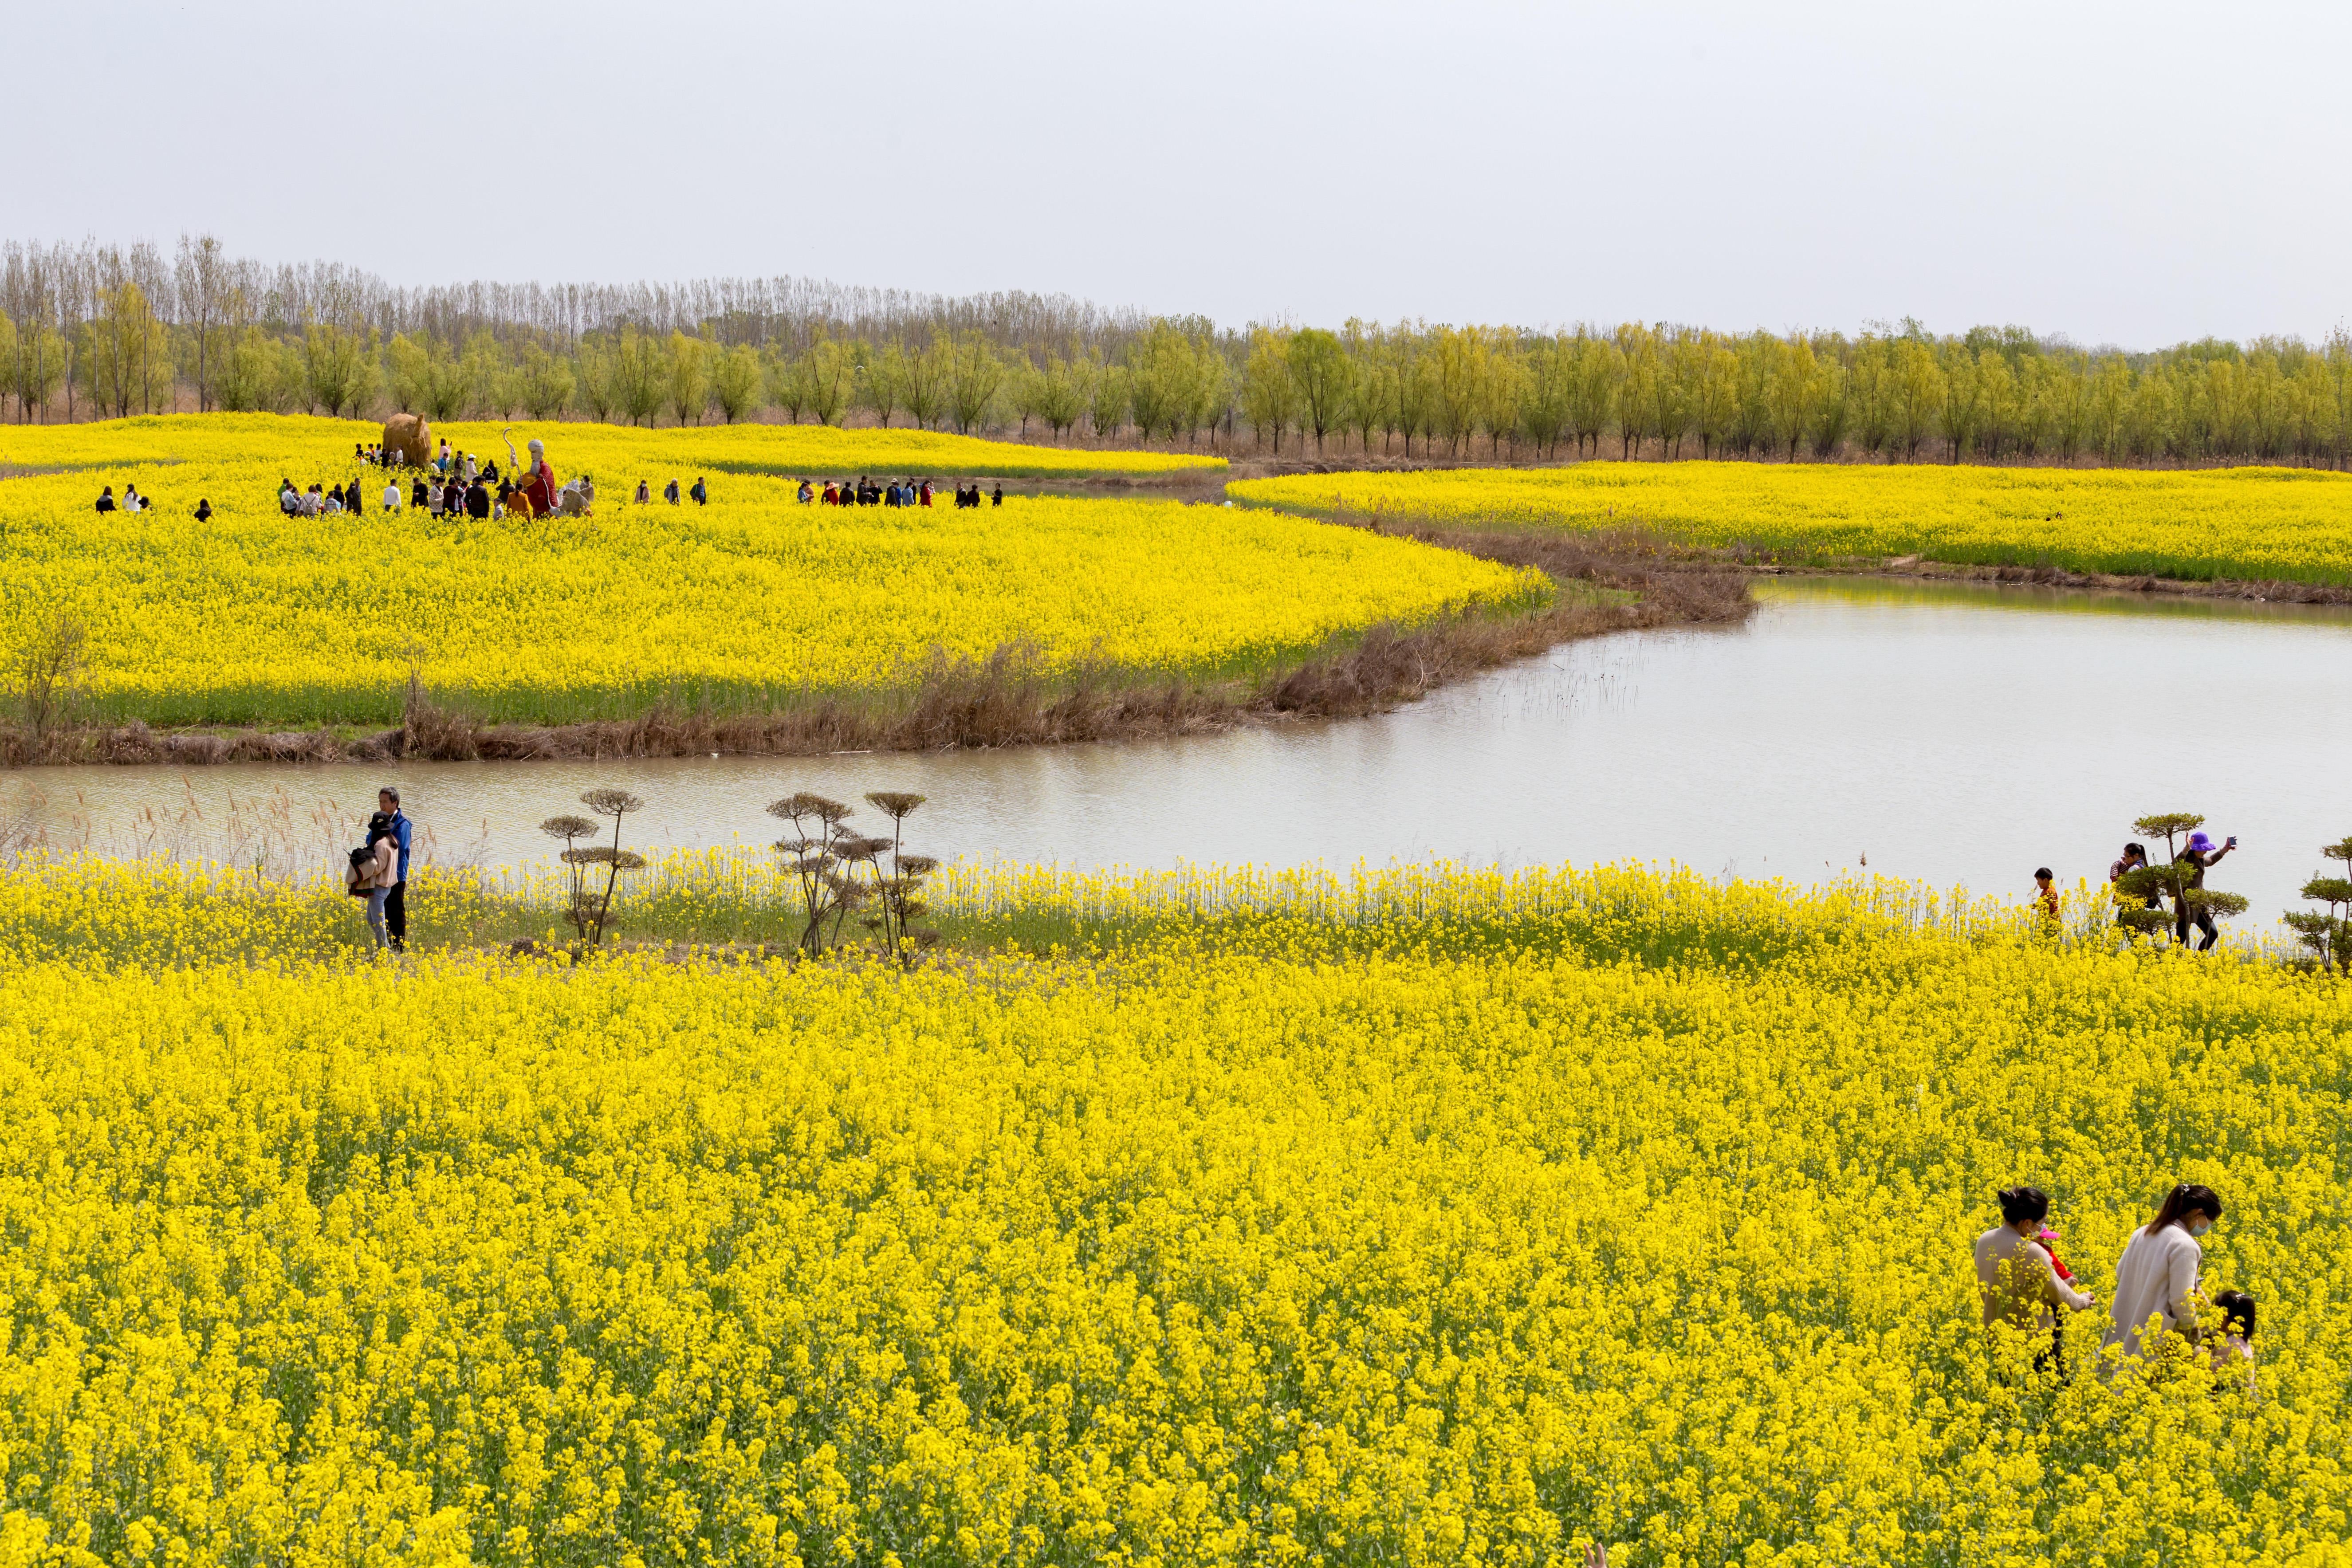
top-left (176, 233), bottom-right (229, 412)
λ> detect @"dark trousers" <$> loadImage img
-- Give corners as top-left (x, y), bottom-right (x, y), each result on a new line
top-left (386, 880), bottom-right (407, 950)
top-left (2179, 906), bottom-right (2218, 950)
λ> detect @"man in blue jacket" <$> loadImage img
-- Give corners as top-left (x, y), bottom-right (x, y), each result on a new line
top-left (378, 786), bottom-right (413, 952)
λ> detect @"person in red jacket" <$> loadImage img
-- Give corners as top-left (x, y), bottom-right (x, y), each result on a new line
top-left (514, 436), bottom-right (557, 518)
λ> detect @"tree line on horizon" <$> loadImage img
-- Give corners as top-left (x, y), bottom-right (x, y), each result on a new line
top-left (8, 234), bottom-right (2352, 468)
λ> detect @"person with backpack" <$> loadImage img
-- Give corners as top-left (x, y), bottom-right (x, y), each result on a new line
top-left (346, 810), bottom-right (400, 950)
top-left (689, 476), bottom-right (708, 505)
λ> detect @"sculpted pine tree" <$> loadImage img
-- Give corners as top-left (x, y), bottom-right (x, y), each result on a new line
top-left (567, 789), bottom-right (646, 947)
top-left (2284, 837), bottom-right (2352, 973)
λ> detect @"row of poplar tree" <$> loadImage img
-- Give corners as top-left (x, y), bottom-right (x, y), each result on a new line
top-left (8, 236), bottom-right (2352, 466)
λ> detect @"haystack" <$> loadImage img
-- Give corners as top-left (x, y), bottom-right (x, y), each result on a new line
top-left (382, 413), bottom-right (433, 468)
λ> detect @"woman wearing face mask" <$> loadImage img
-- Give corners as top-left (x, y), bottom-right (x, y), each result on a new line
top-left (2104, 1183), bottom-right (2224, 1362)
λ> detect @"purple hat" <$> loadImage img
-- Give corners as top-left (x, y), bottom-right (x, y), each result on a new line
top-left (2187, 831), bottom-right (2214, 852)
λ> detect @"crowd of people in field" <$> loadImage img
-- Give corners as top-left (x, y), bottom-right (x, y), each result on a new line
top-left (99, 435), bottom-right (1018, 524)
top-left (1974, 1181), bottom-right (2257, 1395)
top-left (795, 477), bottom-right (1004, 508)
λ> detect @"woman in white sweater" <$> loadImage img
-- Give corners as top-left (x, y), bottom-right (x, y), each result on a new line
top-left (2104, 1182), bottom-right (2224, 1362)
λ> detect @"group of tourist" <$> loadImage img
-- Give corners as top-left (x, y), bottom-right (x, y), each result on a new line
top-left (1974, 1181), bottom-right (2255, 1390)
top-left (798, 476), bottom-right (1003, 508)
top-left (303, 442), bottom-right (1011, 516)
top-left (258, 436), bottom-right (581, 520)
top-left (629, 477), bottom-right (707, 505)
top-left (2104, 833), bottom-right (2237, 948)
top-left (95, 484), bottom-right (218, 519)
top-left (2024, 831), bottom-right (2238, 949)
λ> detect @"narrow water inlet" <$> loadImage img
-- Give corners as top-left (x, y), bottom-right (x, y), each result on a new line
top-left (8, 576), bottom-right (2350, 935)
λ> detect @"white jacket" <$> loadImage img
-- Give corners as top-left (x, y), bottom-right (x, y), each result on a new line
top-left (2104, 1222), bottom-right (2202, 1359)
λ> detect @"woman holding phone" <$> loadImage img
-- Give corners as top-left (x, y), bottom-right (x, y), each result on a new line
top-left (2174, 831), bottom-right (2238, 950)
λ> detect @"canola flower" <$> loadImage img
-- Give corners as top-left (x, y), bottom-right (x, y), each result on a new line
top-left (1231, 463), bottom-right (2352, 585)
top-left (0, 411), bottom-right (1225, 479)
top-left (0, 419), bottom-right (1529, 727)
top-left (0, 851), bottom-right (2343, 1562)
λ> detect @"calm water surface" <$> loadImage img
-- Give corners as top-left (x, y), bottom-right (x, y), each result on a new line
top-left (7, 577), bottom-right (2348, 932)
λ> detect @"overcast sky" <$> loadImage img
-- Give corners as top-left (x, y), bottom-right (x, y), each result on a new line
top-left (12, 0), bottom-right (2347, 347)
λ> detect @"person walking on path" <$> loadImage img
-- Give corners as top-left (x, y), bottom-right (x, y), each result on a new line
top-left (2104, 1183), bottom-right (2223, 1364)
top-left (2173, 831), bottom-right (2236, 949)
top-left (382, 477), bottom-right (401, 512)
top-left (378, 786), bottom-right (413, 952)
top-left (1974, 1186), bottom-right (2096, 1371)
top-left (991, 482), bottom-right (1003, 506)
top-left (689, 476), bottom-right (708, 505)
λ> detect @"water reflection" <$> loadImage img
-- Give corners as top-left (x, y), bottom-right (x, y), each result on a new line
top-left (5, 576), bottom-right (2348, 933)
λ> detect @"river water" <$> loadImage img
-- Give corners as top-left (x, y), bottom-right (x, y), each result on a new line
top-left (6, 577), bottom-right (2347, 933)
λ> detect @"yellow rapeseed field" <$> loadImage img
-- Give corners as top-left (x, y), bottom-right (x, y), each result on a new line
top-left (1231, 463), bottom-right (2352, 585)
top-left (0, 851), bottom-right (2343, 1563)
top-left (0, 412), bottom-right (1225, 480)
top-left (0, 418), bottom-right (1526, 727)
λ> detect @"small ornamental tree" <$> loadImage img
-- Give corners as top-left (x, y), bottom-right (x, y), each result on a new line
top-left (860, 792), bottom-right (940, 971)
top-left (2284, 837), bottom-right (2352, 974)
top-left (565, 789), bottom-right (646, 947)
top-left (539, 813), bottom-right (598, 941)
top-left (767, 791), bottom-right (859, 956)
top-left (766, 790), bottom-right (942, 968)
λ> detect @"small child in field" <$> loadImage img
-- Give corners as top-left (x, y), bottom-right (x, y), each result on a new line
top-left (2035, 867), bottom-right (2060, 922)
top-left (2033, 1226), bottom-right (2075, 1285)
top-left (2210, 1289), bottom-right (2258, 1399)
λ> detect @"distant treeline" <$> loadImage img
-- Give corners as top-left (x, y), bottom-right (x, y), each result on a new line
top-left (8, 235), bottom-right (2352, 466)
